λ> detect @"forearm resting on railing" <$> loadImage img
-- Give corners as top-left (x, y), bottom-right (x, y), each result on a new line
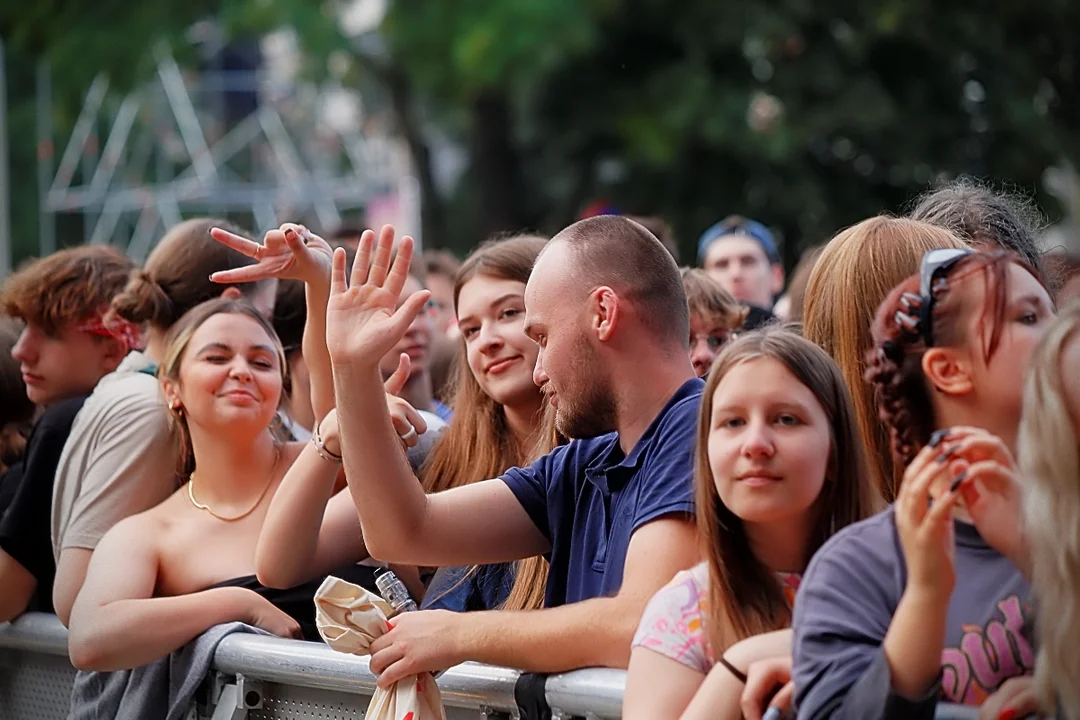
top-left (67, 587), bottom-right (257, 671)
top-left (458, 596), bottom-right (642, 672)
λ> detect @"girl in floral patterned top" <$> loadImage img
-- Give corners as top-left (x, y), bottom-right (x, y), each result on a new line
top-left (624, 328), bottom-right (877, 720)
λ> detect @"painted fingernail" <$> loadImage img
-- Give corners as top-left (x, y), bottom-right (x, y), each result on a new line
top-left (936, 444), bottom-right (960, 463)
top-left (929, 429), bottom-right (949, 448)
top-left (762, 708), bottom-right (782, 720)
top-left (950, 470), bottom-right (968, 492)
top-left (998, 707), bottom-right (1017, 720)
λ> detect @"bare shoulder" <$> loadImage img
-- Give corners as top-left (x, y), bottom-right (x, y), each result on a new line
top-left (101, 492), bottom-right (180, 551)
top-left (93, 512), bottom-right (161, 562)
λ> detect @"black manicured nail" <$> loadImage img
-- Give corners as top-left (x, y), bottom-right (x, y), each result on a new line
top-left (950, 470), bottom-right (968, 492)
top-left (936, 446), bottom-right (959, 464)
top-left (929, 429), bottom-right (949, 448)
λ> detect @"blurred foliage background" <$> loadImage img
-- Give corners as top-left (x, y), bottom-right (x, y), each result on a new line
top-left (2, 0), bottom-right (1078, 266)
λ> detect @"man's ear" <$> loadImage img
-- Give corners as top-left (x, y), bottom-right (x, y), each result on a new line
top-left (922, 347), bottom-right (974, 397)
top-left (220, 286), bottom-right (243, 300)
top-left (592, 287), bottom-right (620, 342)
top-left (770, 264), bottom-right (785, 296)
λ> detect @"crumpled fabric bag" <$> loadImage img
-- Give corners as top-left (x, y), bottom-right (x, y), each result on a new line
top-left (315, 575), bottom-right (447, 720)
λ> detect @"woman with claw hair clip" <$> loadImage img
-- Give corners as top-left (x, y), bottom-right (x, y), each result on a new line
top-left (793, 249), bottom-right (1055, 719)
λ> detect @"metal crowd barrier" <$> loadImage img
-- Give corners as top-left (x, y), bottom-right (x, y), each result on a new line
top-left (0, 613), bottom-right (979, 719)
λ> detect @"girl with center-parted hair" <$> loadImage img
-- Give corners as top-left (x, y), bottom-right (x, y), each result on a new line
top-left (793, 249), bottom-right (1056, 719)
top-left (255, 233), bottom-right (561, 613)
top-left (66, 299), bottom-right (379, 671)
top-left (623, 327), bottom-right (876, 720)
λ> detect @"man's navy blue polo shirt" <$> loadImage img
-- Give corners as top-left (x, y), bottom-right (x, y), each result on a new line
top-left (501, 377), bottom-right (703, 607)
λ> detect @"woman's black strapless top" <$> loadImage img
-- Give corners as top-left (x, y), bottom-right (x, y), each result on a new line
top-left (209, 564), bottom-right (379, 641)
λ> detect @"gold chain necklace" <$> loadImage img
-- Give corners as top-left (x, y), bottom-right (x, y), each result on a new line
top-left (187, 444), bottom-right (281, 522)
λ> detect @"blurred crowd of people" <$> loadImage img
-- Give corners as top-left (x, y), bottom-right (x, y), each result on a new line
top-left (1, 178), bottom-right (1079, 720)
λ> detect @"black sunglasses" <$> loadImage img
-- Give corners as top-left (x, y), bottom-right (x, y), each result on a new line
top-left (908, 248), bottom-right (972, 346)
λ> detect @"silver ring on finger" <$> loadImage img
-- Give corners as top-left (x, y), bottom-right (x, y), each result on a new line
top-left (399, 427), bottom-right (418, 445)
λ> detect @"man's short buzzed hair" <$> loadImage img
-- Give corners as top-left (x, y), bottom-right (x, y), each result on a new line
top-left (552, 215), bottom-right (689, 347)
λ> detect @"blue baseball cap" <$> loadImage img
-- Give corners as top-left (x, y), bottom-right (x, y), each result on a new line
top-left (697, 216), bottom-right (780, 265)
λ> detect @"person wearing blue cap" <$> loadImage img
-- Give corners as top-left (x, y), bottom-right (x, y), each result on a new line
top-left (698, 216), bottom-right (785, 325)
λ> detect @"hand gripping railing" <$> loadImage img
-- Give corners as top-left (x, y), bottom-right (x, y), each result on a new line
top-left (0, 612), bottom-right (979, 719)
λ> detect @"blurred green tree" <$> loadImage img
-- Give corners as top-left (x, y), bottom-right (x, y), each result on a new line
top-left (3, 0), bottom-right (1078, 264)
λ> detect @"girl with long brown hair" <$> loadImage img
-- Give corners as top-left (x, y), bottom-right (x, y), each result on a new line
top-left (624, 327), bottom-right (875, 720)
top-left (254, 232), bottom-right (558, 612)
top-left (418, 233), bottom-right (559, 612)
top-left (793, 249), bottom-right (1055, 719)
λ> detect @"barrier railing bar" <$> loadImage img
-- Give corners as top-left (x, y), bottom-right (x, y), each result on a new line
top-left (0, 613), bottom-right (984, 720)
top-left (545, 669), bottom-right (625, 718)
top-left (0, 613), bottom-right (68, 655)
top-left (213, 634), bottom-right (523, 712)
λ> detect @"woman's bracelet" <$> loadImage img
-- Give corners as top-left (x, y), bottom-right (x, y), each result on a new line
top-left (311, 424), bottom-right (343, 464)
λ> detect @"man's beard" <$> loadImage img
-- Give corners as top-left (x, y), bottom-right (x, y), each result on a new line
top-left (553, 334), bottom-right (617, 439)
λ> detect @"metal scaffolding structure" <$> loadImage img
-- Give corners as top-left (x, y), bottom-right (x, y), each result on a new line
top-left (36, 46), bottom-right (402, 260)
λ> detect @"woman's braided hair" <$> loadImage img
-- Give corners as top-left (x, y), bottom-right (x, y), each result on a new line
top-left (865, 251), bottom-right (1042, 470)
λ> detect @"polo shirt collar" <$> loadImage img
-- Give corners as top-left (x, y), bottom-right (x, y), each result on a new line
top-left (584, 377), bottom-right (704, 492)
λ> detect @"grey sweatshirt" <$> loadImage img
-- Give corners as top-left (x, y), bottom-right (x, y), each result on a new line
top-left (792, 507), bottom-right (1035, 719)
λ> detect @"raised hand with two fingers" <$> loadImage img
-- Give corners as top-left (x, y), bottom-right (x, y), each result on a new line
top-left (209, 222), bottom-right (333, 286)
top-left (325, 225), bottom-right (431, 370)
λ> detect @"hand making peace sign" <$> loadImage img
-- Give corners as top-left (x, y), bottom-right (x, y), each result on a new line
top-left (209, 223), bottom-right (333, 286)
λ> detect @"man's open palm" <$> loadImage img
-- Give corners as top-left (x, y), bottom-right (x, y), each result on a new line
top-left (325, 225), bottom-right (430, 368)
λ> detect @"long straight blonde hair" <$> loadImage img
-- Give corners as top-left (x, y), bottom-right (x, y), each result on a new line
top-left (1019, 303), bottom-right (1080, 720)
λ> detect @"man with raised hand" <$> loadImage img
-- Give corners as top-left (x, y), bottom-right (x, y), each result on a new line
top-left (326, 217), bottom-right (701, 686)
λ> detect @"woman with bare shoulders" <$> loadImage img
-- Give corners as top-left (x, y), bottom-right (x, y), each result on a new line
top-left (66, 299), bottom-right (375, 671)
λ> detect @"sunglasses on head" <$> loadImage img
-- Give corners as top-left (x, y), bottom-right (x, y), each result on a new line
top-left (897, 248), bottom-right (973, 347)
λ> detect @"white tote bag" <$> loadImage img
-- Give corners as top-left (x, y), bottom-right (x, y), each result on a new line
top-left (314, 576), bottom-right (447, 720)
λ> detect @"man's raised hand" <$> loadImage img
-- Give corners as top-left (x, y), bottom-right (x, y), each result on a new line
top-left (209, 223), bottom-right (332, 285)
top-left (325, 225), bottom-right (430, 370)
